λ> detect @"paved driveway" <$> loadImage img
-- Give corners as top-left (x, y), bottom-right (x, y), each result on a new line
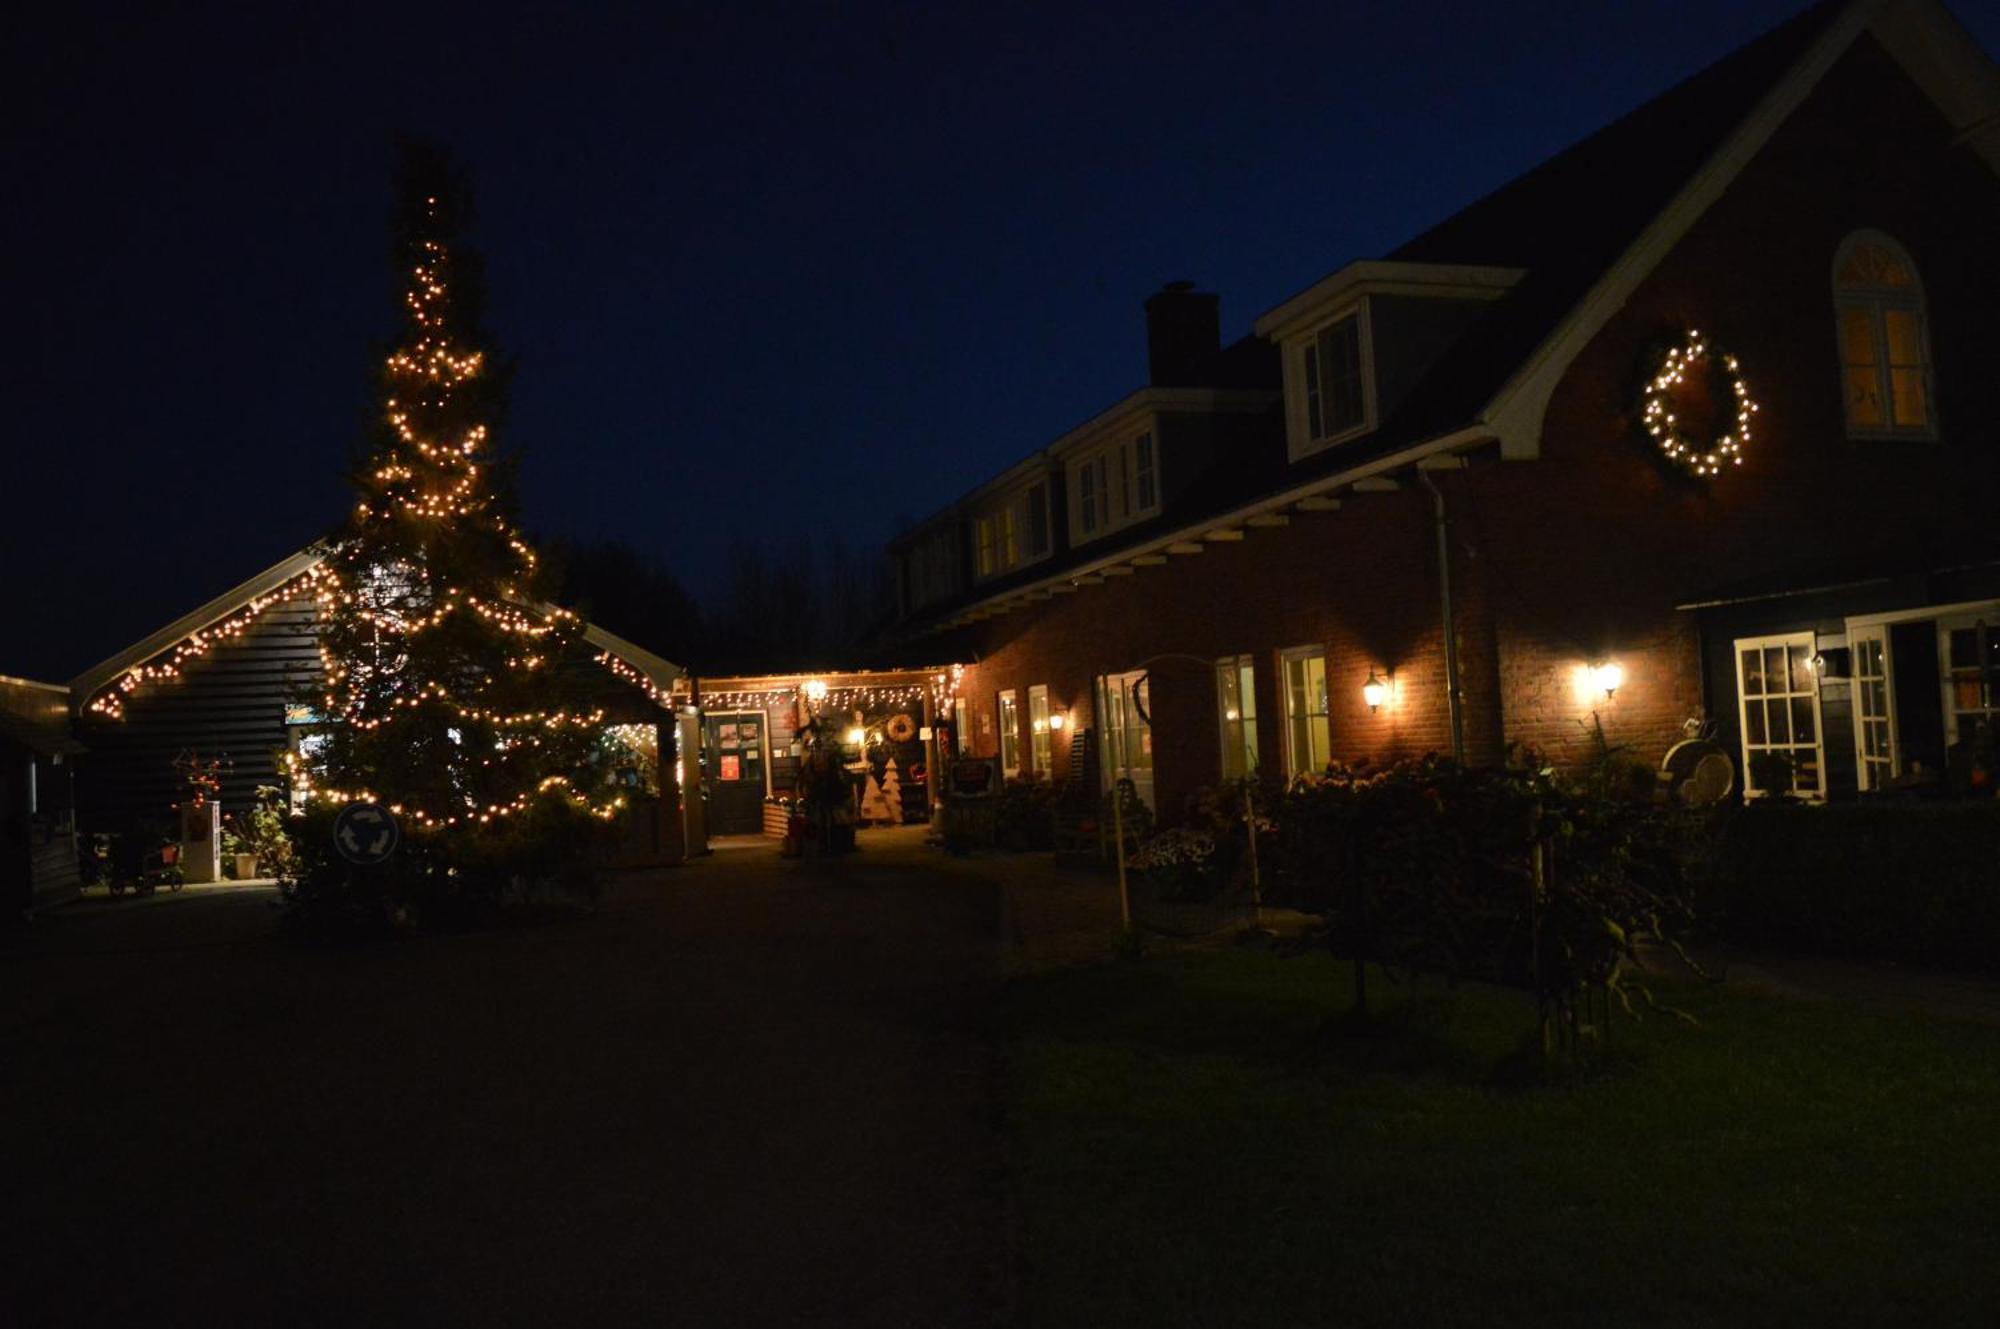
top-left (1, 829), bottom-right (1009, 1326)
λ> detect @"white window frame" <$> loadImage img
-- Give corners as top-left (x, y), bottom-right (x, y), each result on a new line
top-left (1278, 645), bottom-right (1332, 778)
top-left (997, 689), bottom-right (1020, 777)
top-left (1068, 428), bottom-right (1161, 546)
top-left (1938, 612), bottom-right (2000, 752)
top-left (1285, 299), bottom-right (1377, 463)
top-left (1732, 631), bottom-right (1827, 801)
top-left (1215, 654), bottom-right (1258, 780)
top-left (1832, 231), bottom-right (1936, 441)
top-left (1849, 623), bottom-right (1900, 792)
top-left (1846, 598), bottom-right (2000, 768)
top-left (1028, 683), bottom-right (1051, 776)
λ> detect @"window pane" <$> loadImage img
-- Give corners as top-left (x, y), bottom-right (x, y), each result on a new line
top-left (1846, 368), bottom-right (1885, 427)
top-left (1766, 699), bottom-right (1790, 745)
top-left (1793, 751), bottom-right (1820, 793)
top-left (1135, 434), bottom-right (1157, 511)
top-left (1788, 645), bottom-right (1815, 695)
top-left (1949, 628), bottom-right (1977, 669)
top-left (1838, 305), bottom-right (1878, 365)
top-left (1882, 308), bottom-right (1923, 365)
top-left (1236, 661), bottom-right (1257, 721)
top-left (1746, 701), bottom-right (1766, 744)
top-left (1791, 697), bottom-right (1815, 744)
top-left (1741, 649), bottom-right (1763, 695)
top-left (1889, 369), bottom-right (1927, 428)
top-left (1764, 647), bottom-right (1787, 689)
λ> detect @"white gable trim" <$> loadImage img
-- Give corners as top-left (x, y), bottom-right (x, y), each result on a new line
top-left (1480, 0), bottom-right (2000, 460)
top-left (71, 546), bottom-right (687, 710)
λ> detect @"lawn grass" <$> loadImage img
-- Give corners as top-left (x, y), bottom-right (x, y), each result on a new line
top-left (1005, 945), bottom-right (2000, 1328)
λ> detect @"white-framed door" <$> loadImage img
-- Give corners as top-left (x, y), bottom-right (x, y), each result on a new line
top-left (1849, 623), bottom-right (1899, 791)
top-left (1732, 632), bottom-right (1827, 799)
top-left (1095, 670), bottom-right (1154, 811)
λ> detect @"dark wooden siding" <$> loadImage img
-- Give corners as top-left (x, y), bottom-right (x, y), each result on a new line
top-left (77, 596), bottom-right (322, 830)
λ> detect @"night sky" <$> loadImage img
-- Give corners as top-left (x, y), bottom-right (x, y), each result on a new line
top-left (7, 2), bottom-right (1995, 681)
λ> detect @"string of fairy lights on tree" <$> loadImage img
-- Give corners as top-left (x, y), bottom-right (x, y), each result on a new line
top-left (295, 181), bottom-right (642, 831)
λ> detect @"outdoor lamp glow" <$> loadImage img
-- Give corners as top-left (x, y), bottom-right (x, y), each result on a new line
top-left (1591, 662), bottom-right (1625, 698)
top-left (1048, 712), bottom-right (1067, 731)
top-left (803, 679), bottom-right (828, 703)
top-left (846, 726), bottom-right (866, 746)
top-left (1362, 671), bottom-right (1389, 712)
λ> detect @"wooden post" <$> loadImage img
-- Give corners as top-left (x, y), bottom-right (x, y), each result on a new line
top-left (1243, 782), bottom-right (1262, 927)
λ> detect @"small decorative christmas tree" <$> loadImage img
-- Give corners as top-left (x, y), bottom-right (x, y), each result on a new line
top-left (859, 770), bottom-right (894, 825)
top-left (880, 758), bottom-right (902, 824)
top-left (289, 142), bottom-right (620, 917)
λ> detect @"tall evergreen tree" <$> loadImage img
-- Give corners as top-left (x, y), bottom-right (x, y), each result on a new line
top-left (290, 143), bottom-right (618, 912)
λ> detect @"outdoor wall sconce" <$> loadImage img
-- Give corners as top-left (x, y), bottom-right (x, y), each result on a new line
top-left (1590, 662), bottom-right (1625, 699)
top-left (1048, 712), bottom-right (1067, 731)
top-left (846, 726), bottom-right (866, 747)
top-left (1362, 670), bottom-right (1390, 712)
top-left (803, 678), bottom-right (829, 703)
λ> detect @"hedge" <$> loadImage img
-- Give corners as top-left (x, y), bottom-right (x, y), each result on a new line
top-left (1709, 801), bottom-right (2000, 971)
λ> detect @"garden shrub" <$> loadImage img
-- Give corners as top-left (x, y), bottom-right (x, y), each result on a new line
top-left (994, 776), bottom-right (1059, 851)
top-left (1708, 801), bottom-right (2000, 971)
top-left (1265, 754), bottom-right (1698, 1049)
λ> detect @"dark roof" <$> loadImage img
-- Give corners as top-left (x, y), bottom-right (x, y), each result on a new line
top-left (896, 1), bottom-right (1850, 626)
top-left (1362, 1), bottom-right (1844, 451)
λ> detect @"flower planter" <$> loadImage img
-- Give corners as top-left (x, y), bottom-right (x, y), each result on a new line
top-left (233, 853), bottom-right (260, 880)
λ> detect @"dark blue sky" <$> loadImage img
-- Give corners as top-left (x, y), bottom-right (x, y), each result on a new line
top-left (5, 1), bottom-right (1995, 679)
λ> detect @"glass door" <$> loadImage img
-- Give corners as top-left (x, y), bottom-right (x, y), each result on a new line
top-left (1851, 625), bottom-right (1898, 791)
top-left (1096, 670), bottom-right (1154, 811)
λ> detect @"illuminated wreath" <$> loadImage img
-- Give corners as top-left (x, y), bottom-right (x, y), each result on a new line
top-left (885, 712), bottom-right (917, 743)
top-left (1640, 330), bottom-right (1757, 478)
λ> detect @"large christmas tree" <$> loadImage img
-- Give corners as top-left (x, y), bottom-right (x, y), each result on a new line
top-left (290, 144), bottom-right (619, 913)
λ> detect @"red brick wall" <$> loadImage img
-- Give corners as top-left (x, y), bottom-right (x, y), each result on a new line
top-left (949, 36), bottom-right (2000, 820)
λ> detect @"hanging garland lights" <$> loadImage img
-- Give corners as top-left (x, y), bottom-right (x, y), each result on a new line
top-left (86, 565), bottom-right (338, 720)
top-left (1640, 330), bottom-right (1757, 478)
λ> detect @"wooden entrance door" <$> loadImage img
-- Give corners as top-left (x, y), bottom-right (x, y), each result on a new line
top-left (704, 710), bottom-right (768, 836)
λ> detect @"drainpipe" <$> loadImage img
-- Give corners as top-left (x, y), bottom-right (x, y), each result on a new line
top-left (1419, 469), bottom-right (1467, 765)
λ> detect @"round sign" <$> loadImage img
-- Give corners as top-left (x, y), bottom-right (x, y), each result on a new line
top-left (333, 800), bottom-right (400, 865)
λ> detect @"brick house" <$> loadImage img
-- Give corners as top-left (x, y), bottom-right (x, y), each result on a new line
top-left (889, 0), bottom-right (2000, 820)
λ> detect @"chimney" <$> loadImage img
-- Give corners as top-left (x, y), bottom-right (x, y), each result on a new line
top-left (1144, 281), bottom-right (1220, 386)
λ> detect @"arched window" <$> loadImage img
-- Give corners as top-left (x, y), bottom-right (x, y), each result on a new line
top-left (1833, 232), bottom-right (1934, 437)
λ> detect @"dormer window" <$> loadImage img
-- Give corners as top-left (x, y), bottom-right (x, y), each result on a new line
top-left (1287, 302), bottom-right (1376, 460)
top-left (1833, 232), bottom-right (1934, 439)
top-left (1069, 430), bottom-right (1160, 545)
top-left (973, 480), bottom-right (1052, 581)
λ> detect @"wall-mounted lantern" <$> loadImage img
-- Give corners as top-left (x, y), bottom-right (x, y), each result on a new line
top-left (1362, 670), bottom-right (1390, 712)
top-left (1590, 662), bottom-right (1625, 699)
top-left (1048, 712), bottom-right (1067, 732)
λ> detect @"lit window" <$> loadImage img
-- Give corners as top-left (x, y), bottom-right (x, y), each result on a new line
top-left (1215, 655), bottom-right (1258, 779)
top-left (998, 690), bottom-right (1020, 776)
top-left (1028, 684), bottom-right (1052, 775)
top-left (1734, 633), bottom-right (1826, 799)
top-left (1833, 233), bottom-right (1933, 438)
top-left (975, 515), bottom-right (997, 579)
top-left (1280, 647), bottom-right (1331, 777)
top-left (1943, 616), bottom-right (1999, 748)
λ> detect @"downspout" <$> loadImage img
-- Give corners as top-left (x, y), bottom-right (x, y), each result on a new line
top-left (1419, 469), bottom-right (1467, 765)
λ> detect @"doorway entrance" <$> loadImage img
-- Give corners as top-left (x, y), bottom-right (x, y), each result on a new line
top-left (703, 710), bottom-right (768, 835)
top-left (1095, 670), bottom-right (1154, 811)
